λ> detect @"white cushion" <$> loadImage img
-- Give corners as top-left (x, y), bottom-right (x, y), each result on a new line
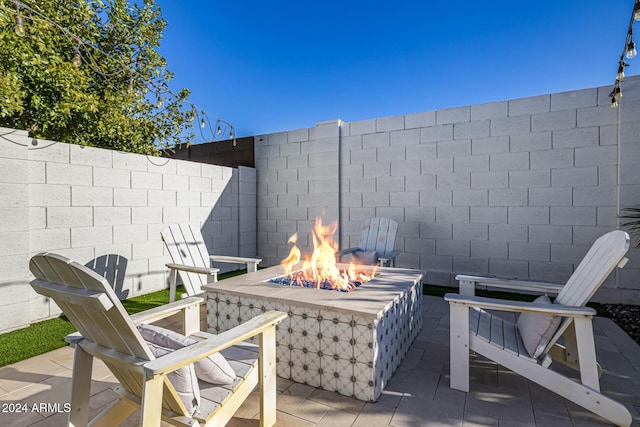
top-left (352, 250), bottom-right (379, 265)
top-left (516, 295), bottom-right (562, 358)
top-left (138, 324), bottom-right (236, 385)
top-left (145, 341), bottom-right (200, 415)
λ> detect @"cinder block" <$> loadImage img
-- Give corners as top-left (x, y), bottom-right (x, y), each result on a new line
top-left (405, 175), bottom-right (436, 191)
top-left (349, 148), bottom-right (376, 165)
top-left (436, 173), bottom-right (470, 190)
top-left (309, 151), bottom-right (339, 167)
top-left (574, 146), bottom-right (617, 167)
top-left (277, 168), bottom-right (298, 183)
top-left (130, 171), bottom-right (162, 190)
top-left (436, 240), bottom-right (470, 257)
top-left (572, 186), bottom-right (617, 206)
top-left (489, 152), bottom-right (529, 171)
top-left (509, 95), bottom-right (550, 116)
top-left (0, 208), bottom-right (27, 232)
top-left (177, 192), bottom-right (200, 207)
top-left (471, 207), bottom-right (507, 224)
top-left (550, 207), bottom-right (596, 225)
top-left (72, 186), bottom-right (113, 207)
top-left (94, 167), bottom-right (130, 188)
top-left (453, 120), bottom-right (490, 140)
top-left (309, 178), bottom-right (339, 194)
top-left (0, 183), bottom-right (26, 208)
top-left (287, 180), bottom-right (309, 194)
top-left (421, 157), bottom-right (453, 174)
top-left (508, 242), bottom-right (550, 262)
top-left (112, 150), bottom-right (148, 171)
top-left (488, 259), bottom-right (529, 279)
top-left (508, 207), bottom-right (549, 224)
top-left (510, 132), bottom-right (552, 152)
top-left (342, 135), bottom-right (362, 151)
top-left (29, 161), bottom-right (45, 184)
top-left (29, 184), bottom-right (70, 207)
top-left (531, 110), bottom-right (576, 132)
top-left (349, 207), bottom-right (377, 222)
top-left (405, 206), bottom-right (435, 223)
top-left (577, 105), bottom-right (618, 127)
top-left (453, 223), bottom-right (488, 241)
top-left (390, 128), bottom-right (420, 146)
top-left (529, 261), bottom-right (574, 283)
top-left (28, 140), bottom-right (69, 163)
top-left (390, 192), bottom-right (419, 207)
top-left (471, 101), bottom-right (508, 120)
top-left (529, 225), bottom-right (572, 244)
top-left (552, 126), bottom-right (599, 149)
top-left (597, 206), bottom-right (617, 226)
top-left (454, 155), bottom-right (489, 173)
top-left (162, 174), bottom-right (189, 191)
top-left (363, 132), bottom-right (390, 149)
top-left (471, 171), bottom-right (508, 189)
top-left (420, 190), bottom-right (452, 207)
top-left (406, 143), bottom-right (437, 160)
top-left (113, 188), bottom-right (147, 207)
top-left (529, 187), bottom-right (572, 206)
top-left (551, 242), bottom-right (591, 264)
top-left (420, 254), bottom-right (453, 272)
top-left (286, 154), bottom-right (309, 169)
top-left (364, 192), bottom-right (390, 208)
top-left (437, 140), bottom-right (471, 158)
top-left (421, 125), bottom-right (453, 143)
top-left (288, 128), bottom-right (309, 142)
top-left (376, 115), bottom-right (404, 132)
top-left (163, 206), bottom-right (191, 223)
top-left (377, 146), bottom-right (406, 162)
top-left (147, 157), bottom-right (177, 175)
top-left (113, 224), bottom-right (147, 243)
top-left (436, 206), bottom-right (469, 223)
top-left (471, 135), bottom-right (510, 155)
top-left (0, 231), bottom-right (28, 257)
top-left (436, 106), bottom-right (470, 125)
top-left (45, 207), bottom-right (92, 229)
top-left (47, 162), bottom-right (92, 185)
top-left (550, 88), bottom-right (597, 111)
top-left (599, 125), bottom-right (618, 146)
top-left (266, 131), bottom-right (288, 145)
top-left (0, 158), bottom-right (28, 183)
top-left (364, 162), bottom-right (390, 178)
top-left (189, 176), bottom-right (212, 193)
top-left (132, 207), bottom-right (162, 224)
top-left (349, 119), bottom-right (376, 135)
top-left (255, 144), bottom-right (280, 159)
top-left (572, 226), bottom-right (613, 245)
top-left (377, 176), bottom-right (405, 192)
top-left (490, 116), bottom-right (530, 136)
top-left (471, 240), bottom-right (507, 259)
top-left (391, 160), bottom-right (421, 176)
top-left (452, 189), bottom-right (488, 206)
top-left (314, 121), bottom-right (341, 140)
top-left (551, 167), bottom-right (598, 187)
top-left (405, 111), bottom-right (436, 129)
top-left (267, 156), bottom-right (287, 170)
top-left (70, 144), bottom-right (113, 167)
top-left (420, 222), bottom-right (452, 239)
top-left (280, 141), bottom-right (301, 157)
top-left (71, 225), bottom-right (112, 247)
top-left (509, 169), bottom-right (550, 188)
top-left (530, 149), bottom-right (573, 170)
top-left (489, 188), bottom-right (528, 206)
top-left (489, 224), bottom-right (528, 242)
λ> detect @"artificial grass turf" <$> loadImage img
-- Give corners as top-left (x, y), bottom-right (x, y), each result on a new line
top-left (0, 269), bottom-right (248, 368)
top-left (0, 271), bottom-right (608, 368)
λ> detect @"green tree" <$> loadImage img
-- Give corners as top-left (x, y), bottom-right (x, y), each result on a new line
top-left (0, 0), bottom-right (194, 154)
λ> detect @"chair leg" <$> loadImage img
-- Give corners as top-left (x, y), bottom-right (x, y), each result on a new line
top-left (247, 262), bottom-right (258, 273)
top-left (169, 268), bottom-right (178, 302)
top-left (259, 327), bottom-right (277, 427)
top-left (573, 317), bottom-right (600, 391)
top-left (449, 303), bottom-right (470, 392)
top-left (140, 374), bottom-right (164, 427)
top-left (69, 345), bottom-right (93, 427)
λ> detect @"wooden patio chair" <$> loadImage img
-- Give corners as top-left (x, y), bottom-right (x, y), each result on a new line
top-left (161, 224), bottom-right (262, 301)
top-left (338, 217), bottom-right (400, 267)
top-left (29, 252), bottom-right (286, 427)
top-left (445, 230), bottom-right (632, 426)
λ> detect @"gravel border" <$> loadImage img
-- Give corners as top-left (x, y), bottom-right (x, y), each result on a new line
top-left (603, 304), bottom-right (640, 345)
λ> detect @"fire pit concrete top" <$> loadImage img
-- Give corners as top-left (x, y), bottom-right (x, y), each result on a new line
top-left (202, 263), bottom-right (424, 319)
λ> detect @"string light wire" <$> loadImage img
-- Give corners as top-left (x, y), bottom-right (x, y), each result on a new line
top-left (611, 0), bottom-right (640, 107)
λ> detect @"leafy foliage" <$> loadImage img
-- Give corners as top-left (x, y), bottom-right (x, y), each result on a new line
top-left (0, 0), bottom-right (195, 154)
top-left (620, 207), bottom-right (640, 249)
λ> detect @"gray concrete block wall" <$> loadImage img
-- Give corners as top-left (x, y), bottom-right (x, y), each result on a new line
top-left (254, 76), bottom-right (640, 303)
top-left (0, 131), bottom-right (255, 333)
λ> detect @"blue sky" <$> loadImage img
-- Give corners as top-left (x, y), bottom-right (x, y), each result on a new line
top-left (155, 1), bottom-right (635, 139)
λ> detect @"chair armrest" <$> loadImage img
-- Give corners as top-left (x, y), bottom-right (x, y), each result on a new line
top-left (444, 293), bottom-right (596, 317)
top-left (166, 263), bottom-right (220, 276)
top-left (130, 296), bottom-right (204, 325)
top-left (209, 255), bottom-right (262, 265)
top-left (378, 250), bottom-right (400, 263)
top-left (143, 310), bottom-right (288, 377)
top-left (456, 274), bottom-right (564, 295)
top-left (337, 247), bottom-right (359, 257)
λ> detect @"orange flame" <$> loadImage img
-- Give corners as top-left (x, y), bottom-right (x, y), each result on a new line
top-left (280, 217), bottom-right (376, 290)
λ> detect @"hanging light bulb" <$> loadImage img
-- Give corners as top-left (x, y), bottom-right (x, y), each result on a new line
top-left (634, 2), bottom-right (640, 21)
top-left (14, 13), bottom-right (25, 37)
top-left (229, 129), bottom-right (234, 140)
top-left (626, 40), bottom-right (637, 59)
top-left (611, 97), bottom-right (619, 108)
top-left (612, 85), bottom-right (623, 100)
top-left (127, 71), bottom-right (134, 92)
top-left (156, 96), bottom-right (163, 108)
top-left (617, 63), bottom-right (625, 80)
top-left (216, 123), bottom-right (222, 135)
top-left (200, 118), bottom-right (206, 128)
top-left (72, 47), bottom-right (81, 67)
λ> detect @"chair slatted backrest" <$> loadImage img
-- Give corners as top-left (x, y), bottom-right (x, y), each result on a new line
top-left (161, 224), bottom-right (211, 294)
top-left (359, 217), bottom-right (398, 255)
top-left (29, 253), bottom-right (190, 416)
top-left (555, 230), bottom-right (629, 307)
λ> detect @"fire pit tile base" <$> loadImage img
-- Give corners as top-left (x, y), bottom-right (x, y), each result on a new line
top-left (205, 267), bottom-right (423, 402)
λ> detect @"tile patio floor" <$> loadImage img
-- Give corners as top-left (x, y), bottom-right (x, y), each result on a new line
top-left (1, 295), bottom-right (639, 426)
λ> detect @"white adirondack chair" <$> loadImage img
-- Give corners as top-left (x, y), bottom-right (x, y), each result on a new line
top-left (161, 223), bottom-right (262, 301)
top-left (29, 252), bottom-right (286, 427)
top-left (338, 217), bottom-right (400, 267)
top-left (445, 230), bottom-right (632, 427)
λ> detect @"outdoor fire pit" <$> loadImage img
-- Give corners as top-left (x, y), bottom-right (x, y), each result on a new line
top-left (203, 264), bottom-right (423, 401)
